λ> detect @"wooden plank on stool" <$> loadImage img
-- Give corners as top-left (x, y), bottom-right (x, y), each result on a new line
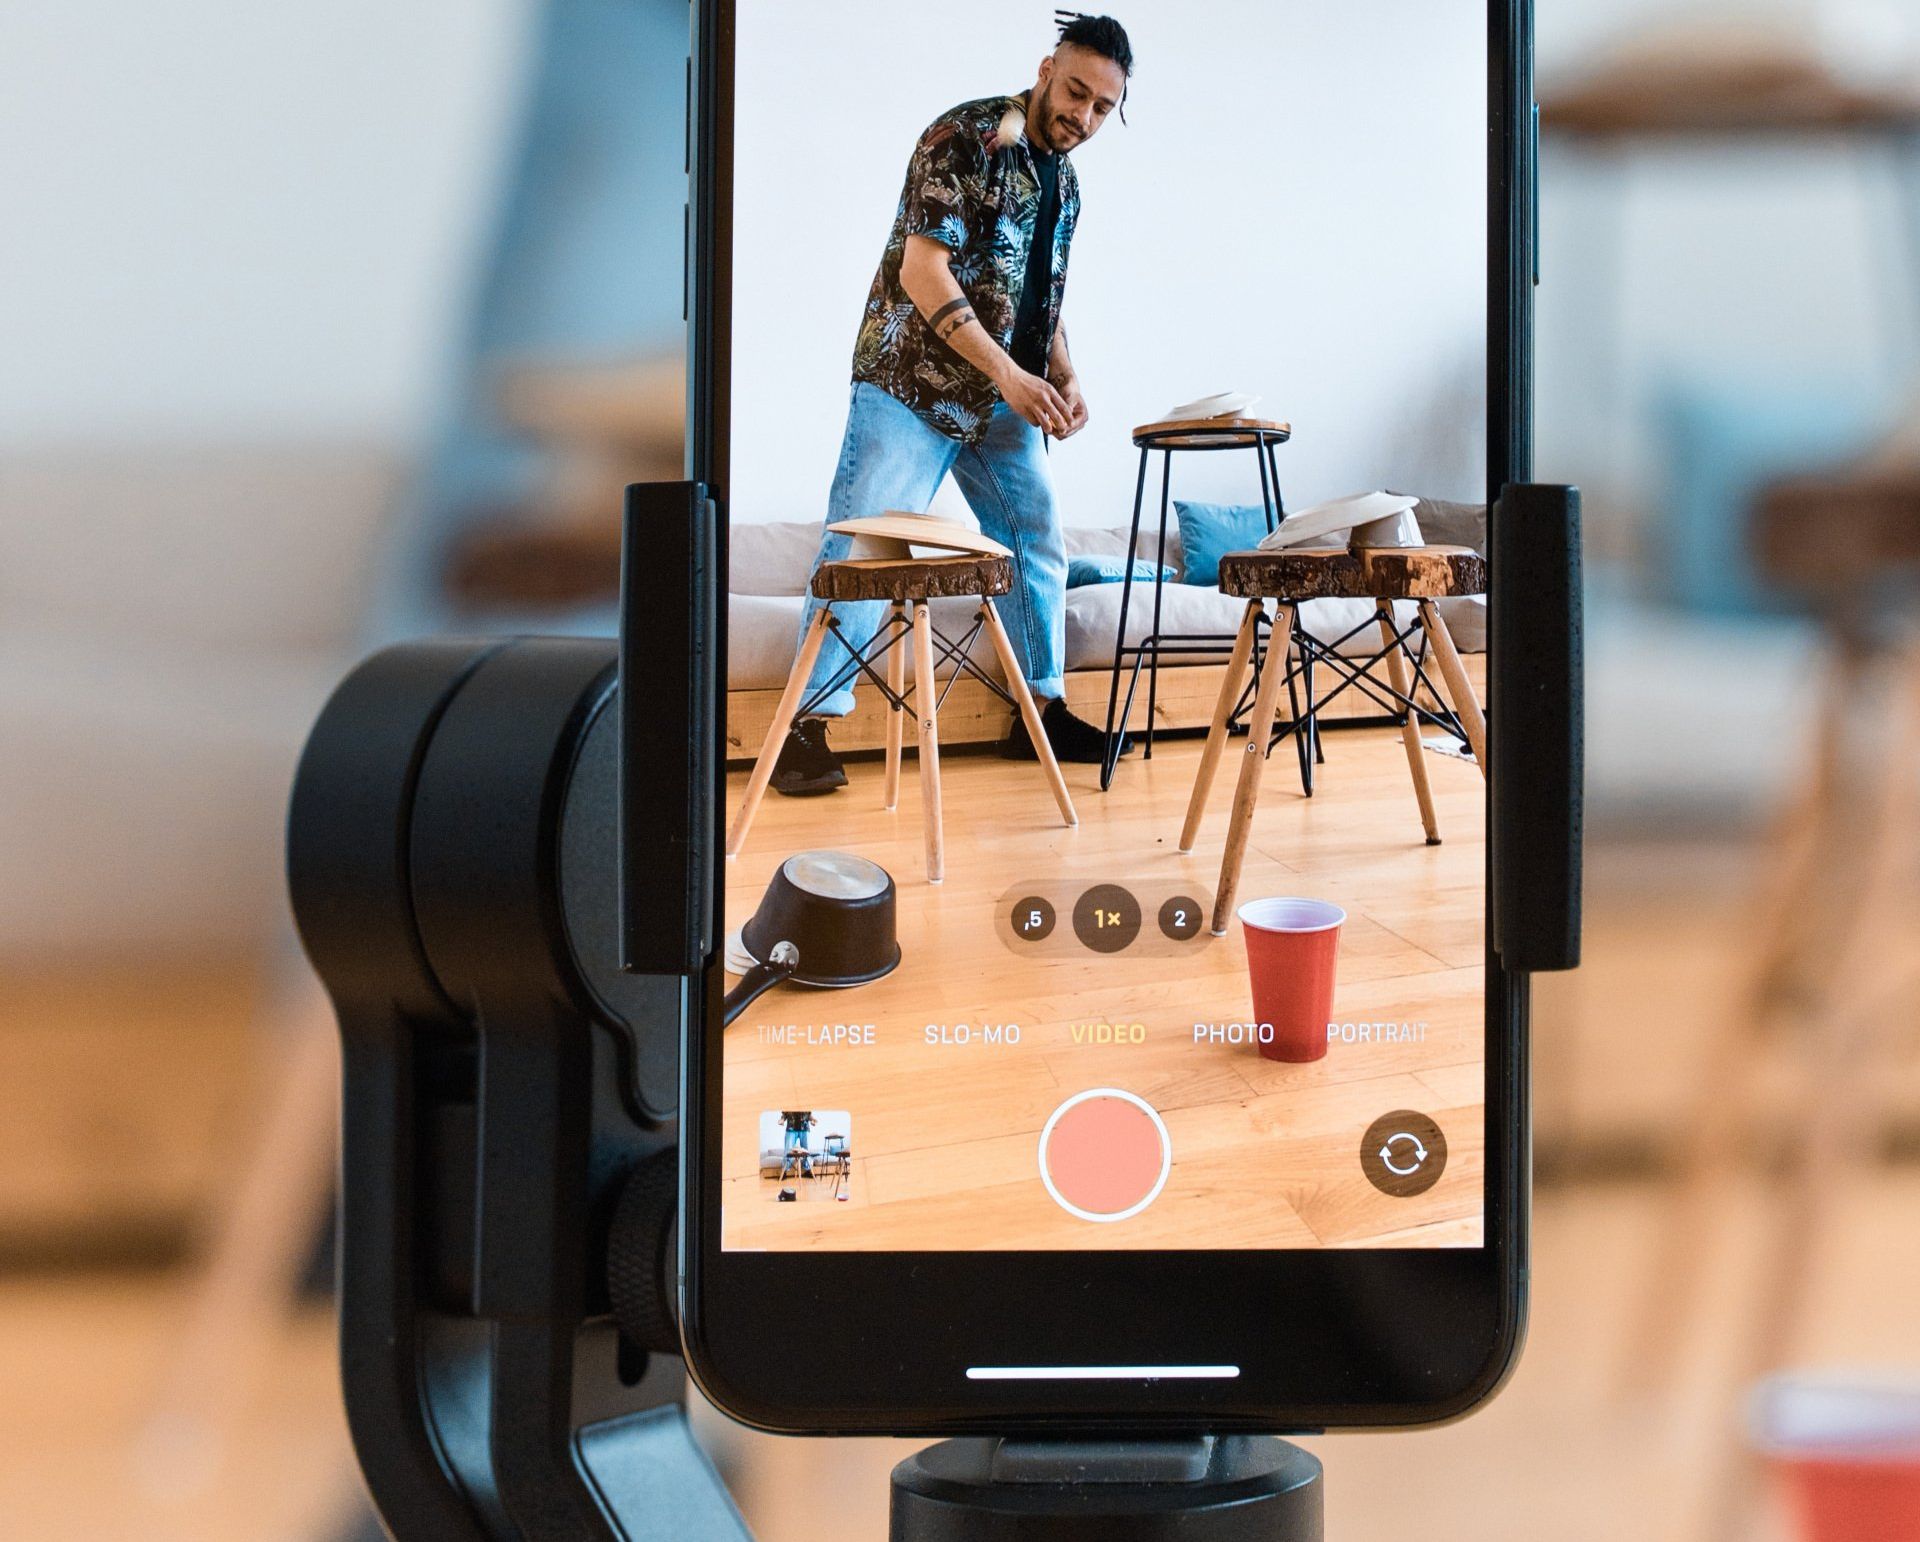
top-left (727, 607), bottom-right (833, 855)
top-left (1418, 599), bottom-right (1489, 773)
top-left (1381, 613), bottom-right (1442, 844)
top-left (811, 554), bottom-right (1012, 603)
top-left (1210, 603), bottom-right (1297, 935)
top-left (1219, 545), bottom-right (1485, 601)
top-left (980, 601), bottom-right (1076, 828)
top-left (911, 602), bottom-right (945, 883)
top-left (1180, 600), bottom-right (1262, 853)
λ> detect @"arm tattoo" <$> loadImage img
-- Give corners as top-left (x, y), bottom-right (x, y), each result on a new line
top-left (927, 296), bottom-right (972, 331)
top-left (934, 306), bottom-right (978, 343)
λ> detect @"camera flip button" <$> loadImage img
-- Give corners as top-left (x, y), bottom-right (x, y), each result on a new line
top-left (1359, 1111), bottom-right (1448, 1198)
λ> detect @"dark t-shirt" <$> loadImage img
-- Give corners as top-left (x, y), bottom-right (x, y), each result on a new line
top-left (1009, 148), bottom-right (1061, 375)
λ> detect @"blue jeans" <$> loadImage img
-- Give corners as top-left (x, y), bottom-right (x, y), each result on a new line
top-left (793, 382), bottom-right (1067, 717)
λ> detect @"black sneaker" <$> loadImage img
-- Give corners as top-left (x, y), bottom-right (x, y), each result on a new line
top-left (1001, 699), bottom-right (1130, 764)
top-left (772, 717), bottom-right (847, 796)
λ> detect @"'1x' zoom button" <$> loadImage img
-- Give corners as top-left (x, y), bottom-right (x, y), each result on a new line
top-left (1072, 883), bottom-right (1141, 954)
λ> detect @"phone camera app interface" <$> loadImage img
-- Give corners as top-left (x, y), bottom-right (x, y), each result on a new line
top-left (721, 2), bottom-right (1488, 1252)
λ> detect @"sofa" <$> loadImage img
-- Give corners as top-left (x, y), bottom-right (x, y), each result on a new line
top-left (725, 490), bottom-right (1488, 758)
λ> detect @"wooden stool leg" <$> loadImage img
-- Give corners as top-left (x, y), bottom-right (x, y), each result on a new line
top-left (911, 601), bottom-right (945, 883)
top-left (883, 602), bottom-right (906, 811)
top-left (1180, 601), bottom-right (1261, 853)
top-left (1211, 604), bottom-right (1296, 935)
top-left (981, 600), bottom-right (1077, 828)
top-left (140, 968), bottom-right (339, 1487)
top-left (1418, 600), bottom-right (1487, 774)
top-left (1695, 645), bottom-right (1920, 1541)
top-left (727, 608), bottom-right (834, 855)
top-left (1618, 640), bottom-right (1878, 1400)
top-left (1381, 610), bottom-right (1441, 846)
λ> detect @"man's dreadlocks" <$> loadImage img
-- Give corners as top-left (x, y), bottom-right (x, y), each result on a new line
top-left (1053, 11), bottom-right (1132, 123)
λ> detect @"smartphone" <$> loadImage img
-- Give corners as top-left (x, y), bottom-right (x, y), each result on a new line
top-left (679, 0), bottom-right (1536, 1434)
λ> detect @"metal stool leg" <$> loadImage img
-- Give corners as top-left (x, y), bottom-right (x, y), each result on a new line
top-left (1143, 450), bottom-right (1173, 760)
top-left (1284, 633), bottom-right (1312, 795)
top-left (1255, 432), bottom-right (1279, 535)
top-left (1309, 645), bottom-right (1324, 766)
top-left (883, 601), bottom-right (906, 810)
top-left (727, 607), bottom-right (834, 855)
top-left (1100, 447), bottom-right (1152, 788)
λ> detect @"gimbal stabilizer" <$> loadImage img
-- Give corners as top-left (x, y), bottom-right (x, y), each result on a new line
top-left (287, 475), bottom-right (1353, 1537)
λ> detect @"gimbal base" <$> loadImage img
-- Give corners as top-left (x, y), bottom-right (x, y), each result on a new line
top-left (891, 1436), bottom-right (1322, 1541)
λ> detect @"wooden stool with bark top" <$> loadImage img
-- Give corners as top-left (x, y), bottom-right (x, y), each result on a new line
top-left (725, 551), bottom-right (1077, 883)
top-left (1617, 461), bottom-right (1920, 1542)
top-left (1180, 544), bottom-right (1488, 934)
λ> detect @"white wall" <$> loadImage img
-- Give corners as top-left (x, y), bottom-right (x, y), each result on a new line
top-left (730, 0), bottom-right (1488, 528)
top-left (1534, 0), bottom-right (1920, 515)
top-left (0, 0), bottom-right (532, 448)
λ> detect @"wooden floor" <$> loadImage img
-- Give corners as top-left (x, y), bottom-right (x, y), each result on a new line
top-left (709, 1168), bottom-right (1920, 1542)
top-left (12, 1170), bottom-right (1920, 1542)
top-left (723, 729), bottom-right (1484, 1250)
top-left (7, 846), bottom-right (1920, 1540)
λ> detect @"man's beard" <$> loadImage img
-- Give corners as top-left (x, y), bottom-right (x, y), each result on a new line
top-left (1031, 82), bottom-right (1080, 153)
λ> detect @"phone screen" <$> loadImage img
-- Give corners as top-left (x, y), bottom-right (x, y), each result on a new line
top-left (719, 2), bottom-right (1488, 1255)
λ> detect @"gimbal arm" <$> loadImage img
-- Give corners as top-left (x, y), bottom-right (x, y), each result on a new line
top-left (289, 635), bottom-right (744, 1542)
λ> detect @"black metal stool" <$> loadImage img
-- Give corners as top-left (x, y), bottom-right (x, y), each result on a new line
top-left (1099, 414), bottom-right (1294, 789)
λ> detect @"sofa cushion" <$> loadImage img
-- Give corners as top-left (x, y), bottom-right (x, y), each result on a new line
top-left (1067, 554), bottom-right (1177, 588)
top-left (727, 517), bottom-right (1487, 690)
top-left (730, 520), bottom-right (825, 596)
top-left (1062, 586), bottom-right (1486, 671)
top-left (727, 591), bottom-right (1008, 690)
top-left (1173, 500), bottom-right (1270, 585)
top-left (1062, 525), bottom-right (1131, 559)
top-left (1399, 495), bottom-right (1488, 554)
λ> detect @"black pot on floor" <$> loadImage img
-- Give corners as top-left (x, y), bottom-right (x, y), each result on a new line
top-left (721, 851), bottom-right (901, 1025)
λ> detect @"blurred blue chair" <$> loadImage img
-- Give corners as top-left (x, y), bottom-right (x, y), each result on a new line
top-left (368, 0), bottom-right (690, 646)
top-left (148, 0), bottom-right (690, 1508)
top-left (1651, 377), bottom-right (1894, 619)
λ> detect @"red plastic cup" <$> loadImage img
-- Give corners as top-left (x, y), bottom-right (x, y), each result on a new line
top-left (1236, 897), bottom-right (1345, 1062)
top-left (1753, 1375), bottom-right (1920, 1542)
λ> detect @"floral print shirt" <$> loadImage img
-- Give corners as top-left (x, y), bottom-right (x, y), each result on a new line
top-left (851, 93), bottom-right (1081, 445)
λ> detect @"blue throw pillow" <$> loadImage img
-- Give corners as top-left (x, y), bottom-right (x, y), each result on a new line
top-left (1066, 554), bottom-right (1177, 588)
top-left (1654, 377), bottom-right (1889, 617)
top-left (1173, 500), bottom-right (1271, 586)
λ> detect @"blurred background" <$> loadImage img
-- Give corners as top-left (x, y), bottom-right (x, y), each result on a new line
top-left (3, 0), bottom-right (1918, 1538)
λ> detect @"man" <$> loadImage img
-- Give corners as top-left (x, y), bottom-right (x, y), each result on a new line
top-left (772, 13), bottom-right (1135, 796)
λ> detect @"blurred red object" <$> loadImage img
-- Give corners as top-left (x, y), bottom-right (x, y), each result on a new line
top-left (1756, 1375), bottom-right (1920, 1542)
top-left (1777, 1457), bottom-right (1920, 1542)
